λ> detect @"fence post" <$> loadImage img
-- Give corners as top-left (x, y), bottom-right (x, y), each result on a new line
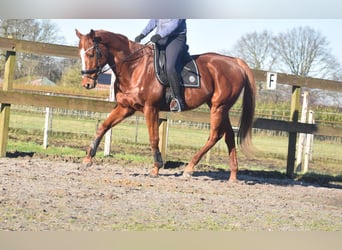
top-left (0, 50), bottom-right (16, 157)
top-left (43, 106), bottom-right (52, 149)
top-left (303, 110), bottom-right (314, 173)
top-left (159, 118), bottom-right (169, 162)
top-left (134, 116), bottom-right (141, 143)
top-left (206, 149), bottom-right (211, 164)
top-left (286, 85), bottom-right (301, 178)
top-left (104, 71), bottom-right (116, 156)
top-left (296, 91), bottom-right (309, 172)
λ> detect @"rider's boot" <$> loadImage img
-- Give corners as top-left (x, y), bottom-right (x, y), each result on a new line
top-left (169, 74), bottom-right (185, 112)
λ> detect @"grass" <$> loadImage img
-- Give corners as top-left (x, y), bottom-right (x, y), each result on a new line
top-left (9, 110), bottom-right (100, 135)
top-left (5, 110), bottom-right (342, 179)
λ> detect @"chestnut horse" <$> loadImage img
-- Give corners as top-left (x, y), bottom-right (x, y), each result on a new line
top-left (76, 29), bottom-right (256, 182)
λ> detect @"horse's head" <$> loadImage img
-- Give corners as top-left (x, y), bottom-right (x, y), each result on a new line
top-left (76, 29), bottom-right (109, 89)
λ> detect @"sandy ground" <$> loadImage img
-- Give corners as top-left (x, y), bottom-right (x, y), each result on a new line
top-left (0, 156), bottom-right (341, 231)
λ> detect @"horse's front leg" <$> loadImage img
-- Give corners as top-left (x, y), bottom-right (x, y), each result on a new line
top-left (81, 105), bottom-right (135, 168)
top-left (144, 106), bottom-right (163, 177)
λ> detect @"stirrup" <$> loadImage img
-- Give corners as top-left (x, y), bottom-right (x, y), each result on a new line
top-left (170, 98), bottom-right (182, 112)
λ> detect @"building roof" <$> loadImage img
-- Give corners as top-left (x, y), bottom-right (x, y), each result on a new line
top-left (98, 73), bottom-right (112, 85)
top-left (29, 77), bottom-right (56, 86)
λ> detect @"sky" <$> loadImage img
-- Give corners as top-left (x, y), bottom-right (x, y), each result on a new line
top-left (51, 19), bottom-right (342, 64)
top-left (1, 0), bottom-right (341, 63)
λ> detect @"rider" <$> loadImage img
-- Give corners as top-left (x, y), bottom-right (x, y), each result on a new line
top-left (135, 19), bottom-right (187, 112)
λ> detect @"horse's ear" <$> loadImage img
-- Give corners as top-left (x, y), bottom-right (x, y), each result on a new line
top-left (90, 29), bottom-right (96, 39)
top-left (75, 29), bottom-right (82, 39)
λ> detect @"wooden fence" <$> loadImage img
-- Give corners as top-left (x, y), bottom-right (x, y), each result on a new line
top-left (1, 37), bottom-right (341, 178)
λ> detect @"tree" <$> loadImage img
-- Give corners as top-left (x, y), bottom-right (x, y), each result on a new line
top-left (227, 30), bottom-right (283, 101)
top-left (228, 27), bottom-right (342, 105)
top-left (0, 19), bottom-right (65, 82)
top-left (0, 19), bottom-right (63, 43)
top-left (273, 26), bottom-right (341, 79)
top-left (57, 60), bottom-right (83, 89)
top-left (230, 30), bottom-right (277, 71)
top-left (273, 26), bottom-right (342, 106)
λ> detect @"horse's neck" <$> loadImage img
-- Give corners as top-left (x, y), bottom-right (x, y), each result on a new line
top-left (111, 41), bottom-right (148, 70)
top-left (111, 44), bottom-right (131, 63)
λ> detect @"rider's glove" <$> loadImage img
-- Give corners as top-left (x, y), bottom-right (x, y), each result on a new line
top-left (134, 34), bottom-right (145, 43)
top-left (150, 34), bottom-right (162, 43)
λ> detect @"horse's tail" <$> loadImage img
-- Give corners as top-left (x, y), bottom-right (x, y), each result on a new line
top-left (236, 59), bottom-right (256, 157)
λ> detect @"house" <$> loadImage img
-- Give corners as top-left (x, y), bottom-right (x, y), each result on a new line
top-left (96, 72), bottom-right (114, 90)
top-left (0, 76), bottom-right (56, 87)
top-left (29, 77), bottom-right (56, 86)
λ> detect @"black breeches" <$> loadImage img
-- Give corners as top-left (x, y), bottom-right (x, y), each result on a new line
top-left (164, 34), bottom-right (186, 78)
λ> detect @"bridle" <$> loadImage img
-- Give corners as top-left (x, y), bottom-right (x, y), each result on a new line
top-left (81, 37), bottom-right (152, 80)
top-left (80, 37), bottom-right (107, 81)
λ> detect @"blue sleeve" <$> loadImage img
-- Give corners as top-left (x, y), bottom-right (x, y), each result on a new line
top-left (141, 19), bottom-right (185, 38)
top-left (141, 19), bottom-right (158, 36)
top-left (157, 19), bottom-right (182, 38)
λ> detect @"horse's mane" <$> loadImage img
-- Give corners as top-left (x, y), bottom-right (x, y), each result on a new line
top-left (91, 29), bottom-right (129, 44)
top-left (93, 29), bottom-right (146, 53)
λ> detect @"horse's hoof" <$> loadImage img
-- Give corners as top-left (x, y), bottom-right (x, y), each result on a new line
top-left (182, 171), bottom-right (193, 180)
top-left (149, 167), bottom-right (159, 178)
top-left (78, 160), bottom-right (93, 170)
top-left (227, 178), bottom-right (240, 185)
top-left (149, 172), bottom-right (159, 178)
top-left (149, 162), bottom-right (162, 178)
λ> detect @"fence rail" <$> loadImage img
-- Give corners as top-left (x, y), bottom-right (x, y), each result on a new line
top-left (1, 37), bottom-right (342, 178)
top-left (0, 37), bottom-right (78, 58)
top-left (1, 90), bottom-right (340, 137)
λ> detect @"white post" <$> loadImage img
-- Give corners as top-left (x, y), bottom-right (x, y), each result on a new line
top-left (104, 70), bottom-right (116, 156)
top-left (158, 118), bottom-right (169, 162)
top-left (43, 106), bottom-right (52, 149)
top-left (303, 110), bottom-right (314, 173)
top-left (135, 116), bottom-right (139, 143)
top-left (296, 91), bottom-right (309, 172)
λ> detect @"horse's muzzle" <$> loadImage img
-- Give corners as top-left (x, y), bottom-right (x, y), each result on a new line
top-left (83, 83), bottom-right (94, 89)
top-left (82, 77), bottom-right (97, 89)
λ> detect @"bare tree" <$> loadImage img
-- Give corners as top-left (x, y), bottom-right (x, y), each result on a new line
top-left (273, 26), bottom-right (340, 79)
top-left (0, 19), bottom-right (63, 43)
top-left (230, 30), bottom-right (277, 71)
top-left (225, 30), bottom-right (285, 101)
top-left (273, 26), bottom-right (342, 106)
top-left (226, 26), bottom-right (342, 105)
top-left (0, 19), bottom-right (65, 82)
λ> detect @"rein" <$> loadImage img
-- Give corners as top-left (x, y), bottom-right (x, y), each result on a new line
top-left (114, 42), bottom-right (152, 76)
top-left (119, 42), bottom-right (152, 63)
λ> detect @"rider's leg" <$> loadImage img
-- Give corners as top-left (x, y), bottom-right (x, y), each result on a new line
top-left (165, 34), bottom-right (186, 112)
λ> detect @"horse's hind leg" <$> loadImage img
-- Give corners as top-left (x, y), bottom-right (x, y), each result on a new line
top-left (81, 105), bottom-right (134, 168)
top-left (183, 106), bottom-right (226, 178)
top-left (223, 116), bottom-right (239, 183)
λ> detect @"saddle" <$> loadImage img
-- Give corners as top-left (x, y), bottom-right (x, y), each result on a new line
top-left (153, 43), bottom-right (200, 88)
